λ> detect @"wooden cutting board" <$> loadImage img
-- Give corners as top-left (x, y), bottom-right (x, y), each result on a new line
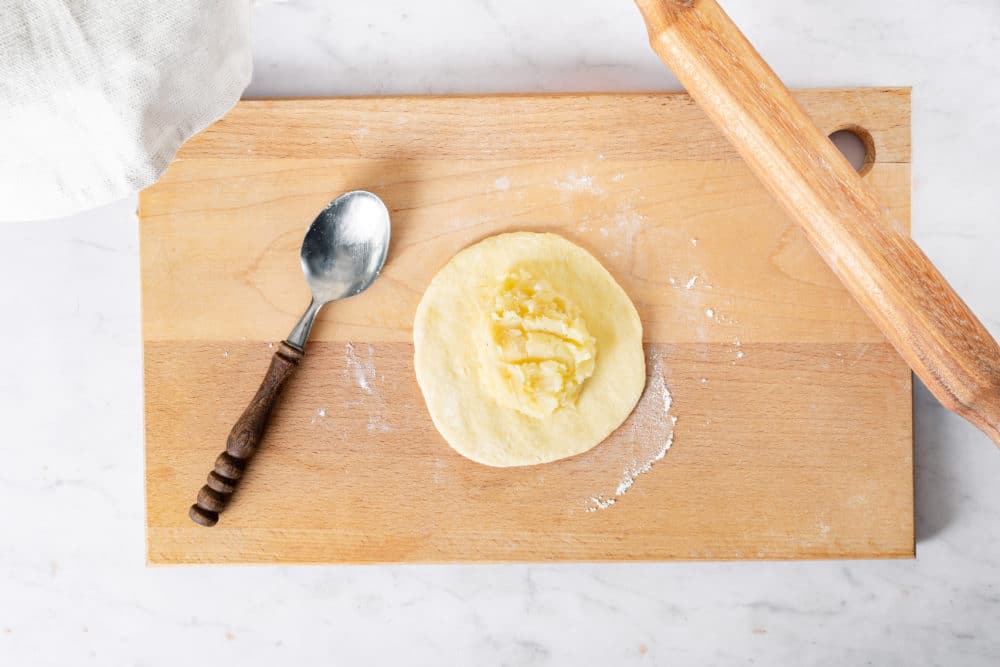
top-left (141, 88), bottom-right (913, 564)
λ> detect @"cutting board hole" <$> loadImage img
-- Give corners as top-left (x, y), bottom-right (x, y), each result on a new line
top-left (829, 127), bottom-right (875, 176)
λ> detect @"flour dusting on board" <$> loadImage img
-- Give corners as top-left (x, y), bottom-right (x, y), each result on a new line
top-left (367, 415), bottom-right (391, 432)
top-left (351, 126), bottom-right (369, 143)
top-left (345, 342), bottom-right (376, 394)
top-left (555, 171), bottom-right (604, 197)
top-left (343, 342), bottom-right (395, 433)
top-left (556, 172), bottom-right (594, 192)
top-left (587, 351), bottom-right (677, 511)
top-left (614, 202), bottom-right (646, 252)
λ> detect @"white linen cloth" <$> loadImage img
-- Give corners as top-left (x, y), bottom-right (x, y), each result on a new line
top-left (0, 1), bottom-right (252, 221)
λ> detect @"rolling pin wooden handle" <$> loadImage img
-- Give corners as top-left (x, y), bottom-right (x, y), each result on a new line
top-left (189, 341), bottom-right (305, 527)
top-left (634, 0), bottom-right (1000, 446)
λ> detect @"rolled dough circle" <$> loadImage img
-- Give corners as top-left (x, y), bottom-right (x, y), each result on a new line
top-left (413, 232), bottom-right (645, 467)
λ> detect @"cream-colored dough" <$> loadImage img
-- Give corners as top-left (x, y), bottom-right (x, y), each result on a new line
top-left (413, 232), bottom-right (645, 467)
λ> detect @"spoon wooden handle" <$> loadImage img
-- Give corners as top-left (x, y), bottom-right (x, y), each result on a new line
top-left (189, 341), bottom-right (304, 527)
top-left (634, 0), bottom-right (1000, 446)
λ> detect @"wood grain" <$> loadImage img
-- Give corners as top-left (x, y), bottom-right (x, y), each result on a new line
top-left (141, 90), bottom-right (914, 563)
top-left (635, 0), bottom-right (1000, 445)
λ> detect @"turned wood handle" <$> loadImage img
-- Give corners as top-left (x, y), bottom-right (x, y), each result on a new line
top-left (189, 341), bottom-right (305, 526)
top-left (634, 0), bottom-right (1000, 446)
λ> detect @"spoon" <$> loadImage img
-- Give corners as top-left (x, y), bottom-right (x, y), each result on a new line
top-left (189, 190), bottom-right (391, 527)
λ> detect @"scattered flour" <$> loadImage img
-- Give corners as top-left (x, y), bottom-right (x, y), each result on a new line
top-left (345, 342), bottom-right (376, 394)
top-left (590, 496), bottom-right (617, 510)
top-left (705, 308), bottom-right (715, 318)
top-left (684, 275), bottom-right (698, 289)
top-left (691, 238), bottom-right (698, 247)
top-left (494, 176), bottom-right (510, 191)
top-left (222, 350), bottom-right (230, 359)
top-left (587, 352), bottom-right (676, 512)
top-left (554, 171), bottom-right (603, 195)
top-left (614, 202), bottom-right (646, 252)
top-left (310, 407), bottom-right (327, 425)
top-left (367, 415), bottom-right (392, 432)
top-left (342, 342), bottom-right (395, 433)
top-left (611, 173), bottom-right (625, 183)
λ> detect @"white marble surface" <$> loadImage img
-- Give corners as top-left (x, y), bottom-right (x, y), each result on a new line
top-left (3, 0), bottom-right (1000, 664)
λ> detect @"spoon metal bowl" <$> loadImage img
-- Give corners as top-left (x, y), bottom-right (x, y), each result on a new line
top-left (190, 190), bottom-right (391, 527)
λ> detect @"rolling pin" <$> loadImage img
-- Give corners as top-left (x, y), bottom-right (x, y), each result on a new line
top-left (634, 0), bottom-right (1000, 446)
